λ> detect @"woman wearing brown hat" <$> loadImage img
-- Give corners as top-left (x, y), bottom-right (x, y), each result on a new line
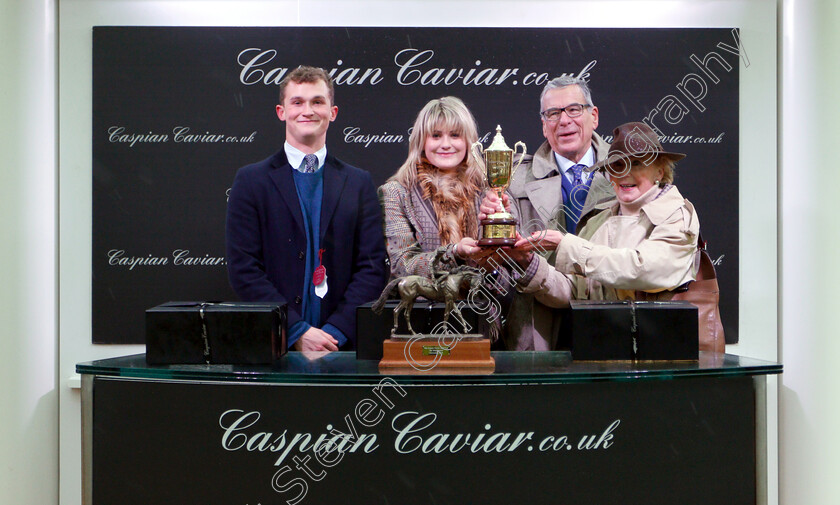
top-left (511, 121), bottom-right (701, 330)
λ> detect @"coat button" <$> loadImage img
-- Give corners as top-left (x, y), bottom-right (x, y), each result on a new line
top-left (298, 251), bottom-right (305, 259)
top-left (294, 296), bottom-right (302, 304)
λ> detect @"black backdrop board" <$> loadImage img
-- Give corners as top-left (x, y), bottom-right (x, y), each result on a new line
top-left (92, 375), bottom-right (756, 504)
top-left (92, 27), bottom-right (741, 344)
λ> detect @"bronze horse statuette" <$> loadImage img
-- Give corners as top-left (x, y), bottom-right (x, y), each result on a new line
top-left (371, 263), bottom-right (486, 337)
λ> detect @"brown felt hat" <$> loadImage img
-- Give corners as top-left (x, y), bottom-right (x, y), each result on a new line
top-left (588, 122), bottom-right (686, 174)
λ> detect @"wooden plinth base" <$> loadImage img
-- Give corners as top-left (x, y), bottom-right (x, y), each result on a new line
top-left (379, 335), bottom-right (495, 374)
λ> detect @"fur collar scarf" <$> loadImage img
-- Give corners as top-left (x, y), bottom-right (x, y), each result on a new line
top-left (416, 158), bottom-right (479, 245)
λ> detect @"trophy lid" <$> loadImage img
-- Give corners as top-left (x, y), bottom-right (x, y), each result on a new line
top-left (486, 125), bottom-right (512, 152)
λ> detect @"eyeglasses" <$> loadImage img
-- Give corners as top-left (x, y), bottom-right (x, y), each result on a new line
top-left (540, 103), bottom-right (591, 121)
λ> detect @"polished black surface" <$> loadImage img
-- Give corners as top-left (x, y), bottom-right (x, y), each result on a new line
top-left (77, 351), bottom-right (781, 385)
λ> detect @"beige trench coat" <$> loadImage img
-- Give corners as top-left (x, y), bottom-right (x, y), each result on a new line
top-left (506, 187), bottom-right (700, 350)
top-left (507, 133), bottom-right (614, 234)
top-left (503, 134), bottom-right (614, 350)
top-left (510, 186), bottom-right (699, 351)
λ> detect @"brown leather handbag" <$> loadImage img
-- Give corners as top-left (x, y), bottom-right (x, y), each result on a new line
top-left (670, 238), bottom-right (725, 353)
top-left (635, 236), bottom-right (726, 353)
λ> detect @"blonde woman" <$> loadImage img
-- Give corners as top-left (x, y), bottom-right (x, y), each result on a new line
top-left (379, 96), bottom-right (488, 279)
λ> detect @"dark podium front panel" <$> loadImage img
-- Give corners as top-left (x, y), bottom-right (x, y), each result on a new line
top-left (79, 352), bottom-right (780, 505)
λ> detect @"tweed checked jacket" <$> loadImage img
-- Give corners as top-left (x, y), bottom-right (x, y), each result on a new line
top-left (378, 180), bottom-right (483, 279)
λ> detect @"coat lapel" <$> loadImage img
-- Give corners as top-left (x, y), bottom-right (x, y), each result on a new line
top-left (524, 176), bottom-right (565, 228)
top-left (580, 172), bottom-right (616, 219)
top-left (319, 155), bottom-right (348, 242)
top-left (522, 143), bottom-right (565, 229)
top-left (267, 151), bottom-right (305, 233)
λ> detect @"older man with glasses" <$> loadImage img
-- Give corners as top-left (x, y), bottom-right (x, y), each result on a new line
top-left (482, 75), bottom-right (613, 235)
top-left (480, 75), bottom-right (615, 350)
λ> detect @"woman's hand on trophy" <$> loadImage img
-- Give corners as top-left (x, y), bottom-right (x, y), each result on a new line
top-left (455, 237), bottom-right (493, 261)
top-left (514, 229), bottom-right (564, 252)
top-left (478, 190), bottom-right (510, 220)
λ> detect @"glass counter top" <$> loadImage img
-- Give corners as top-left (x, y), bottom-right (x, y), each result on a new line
top-left (77, 351), bottom-right (781, 385)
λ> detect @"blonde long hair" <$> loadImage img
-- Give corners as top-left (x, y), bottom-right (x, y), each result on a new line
top-left (390, 96), bottom-right (485, 189)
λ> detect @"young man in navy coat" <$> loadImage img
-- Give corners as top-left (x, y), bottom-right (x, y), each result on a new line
top-left (226, 66), bottom-right (387, 352)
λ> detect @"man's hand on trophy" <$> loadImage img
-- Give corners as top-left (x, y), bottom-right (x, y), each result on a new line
top-left (502, 232), bottom-right (536, 268)
top-left (478, 190), bottom-right (510, 220)
top-left (515, 229), bottom-right (564, 252)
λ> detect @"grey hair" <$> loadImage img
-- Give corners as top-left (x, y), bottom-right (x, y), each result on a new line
top-left (539, 76), bottom-right (594, 111)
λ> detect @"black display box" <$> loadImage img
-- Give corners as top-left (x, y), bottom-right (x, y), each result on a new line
top-left (356, 300), bottom-right (483, 360)
top-left (569, 300), bottom-right (698, 361)
top-left (146, 301), bottom-right (287, 365)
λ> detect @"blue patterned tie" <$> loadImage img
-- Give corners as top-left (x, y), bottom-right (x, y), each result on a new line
top-left (570, 164), bottom-right (586, 187)
top-left (302, 154), bottom-right (318, 173)
top-left (566, 164), bottom-right (589, 232)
